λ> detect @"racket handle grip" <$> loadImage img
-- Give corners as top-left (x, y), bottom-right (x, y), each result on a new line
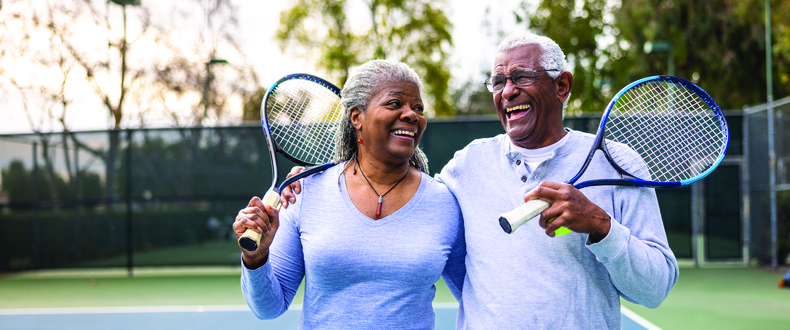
top-left (238, 190), bottom-right (282, 252)
top-left (499, 199), bottom-right (550, 234)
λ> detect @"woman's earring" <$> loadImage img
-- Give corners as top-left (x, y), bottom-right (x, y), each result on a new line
top-left (357, 138), bottom-right (363, 144)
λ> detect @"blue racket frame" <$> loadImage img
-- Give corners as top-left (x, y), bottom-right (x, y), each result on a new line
top-left (261, 73), bottom-right (342, 194)
top-left (570, 75), bottom-right (729, 190)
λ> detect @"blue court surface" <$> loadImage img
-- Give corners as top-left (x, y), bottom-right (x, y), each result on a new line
top-left (0, 304), bottom-right (659, 330)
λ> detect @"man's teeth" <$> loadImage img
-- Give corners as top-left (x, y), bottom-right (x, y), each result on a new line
top-left (393, 130), bottom-right (415, 137)
top-left (506, 104), bottom-right (532, 113)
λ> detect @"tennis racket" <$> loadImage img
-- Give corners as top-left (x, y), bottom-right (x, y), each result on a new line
top-left (238, 73), bottom-right (343, 251)
top-left (499, 75), bottom-right (729, 234)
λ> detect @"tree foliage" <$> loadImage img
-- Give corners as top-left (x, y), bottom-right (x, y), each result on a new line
top-left (0, 0), bottom-right (257, 130)
top-left (451, 80), bottom-right (497, 116)
top-left (0, 0), bottom-right (257, 199)
top-left (514, 0), bottom-right (790, 113)
top-left (609, 0), bottom-right (790, 108)
top-left (516, 0), bottom-right (612, 115)
top-left (1, 160), bottom-right (102, 205)
top-left (275, 0), bottom-right (455, 116)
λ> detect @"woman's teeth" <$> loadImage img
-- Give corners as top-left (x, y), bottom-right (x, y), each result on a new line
top-left (393, 130), bottom-right (415, 137)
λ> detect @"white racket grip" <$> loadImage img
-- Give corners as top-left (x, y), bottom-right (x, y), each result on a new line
top-left (261, 189), bottom-right (282, 209)
top-left (498, 199), bottom-right (551, 234)
top-left (238, 189), bottom-right (282, 252)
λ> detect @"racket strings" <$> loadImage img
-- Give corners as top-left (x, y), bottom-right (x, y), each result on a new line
top-left (606, 81), bottom-right (726, 183)
top-left (615, 86), bottom-right (720, 181)
top-left (629, 89), bottom-right (715, 178)
top-left (614, 99), bottom-right (712, 181)
top-left (267, 80), bottom-right (343, 164)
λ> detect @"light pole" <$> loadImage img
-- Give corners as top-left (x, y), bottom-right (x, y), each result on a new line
top-left (765, 0), bottom-right (777, 269)
top-left (203, 58), bottom-right (228, 121)
top-left (110, 0), bottom-right (141, 5)
top-left (643, 41), bottom-right (674, 76)
top-left (110, 0), bottom-right (141, 280)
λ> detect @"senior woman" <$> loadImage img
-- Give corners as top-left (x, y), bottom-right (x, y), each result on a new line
top-left (232, 60), bottom-right (465, 329)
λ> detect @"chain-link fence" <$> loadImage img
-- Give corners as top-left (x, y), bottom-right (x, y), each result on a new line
top-left (744, 95), bottom-right (790, 268)
top-left (0, 115), bottom-right (745, 272)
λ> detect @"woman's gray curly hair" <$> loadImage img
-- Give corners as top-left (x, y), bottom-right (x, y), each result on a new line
top-left (333, 59), bottom-right (429, 173)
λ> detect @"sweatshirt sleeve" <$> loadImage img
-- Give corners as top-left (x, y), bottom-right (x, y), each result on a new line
top-left (441, 211), bottom-right (466, 302)
top-left (240, 185), bottom-right (306, 319)
top-left (586, 186), bottom-right (679, 308)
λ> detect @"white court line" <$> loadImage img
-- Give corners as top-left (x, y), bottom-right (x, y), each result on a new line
top-left (621, 306), bottom-right (662, 330)
top-left (0, 305), bottom-right (250, 315)
top-left (0, 302), bottom-right (461, 315)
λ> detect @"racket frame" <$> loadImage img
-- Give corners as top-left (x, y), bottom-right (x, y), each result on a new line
top-left (499, 75), bottom-right (729, 234)
top-left (570, 75), bottom-right (729, 190)
top-left (262, 73), bottom-right (343, 194)
top-left (238, 73), bottom-right (341, 251)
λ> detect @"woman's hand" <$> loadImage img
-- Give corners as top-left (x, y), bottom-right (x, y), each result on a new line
top-left (233, 196), bottom-right (280, 269)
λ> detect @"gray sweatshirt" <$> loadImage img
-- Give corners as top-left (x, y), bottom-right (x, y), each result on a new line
top-left (437, 130), bottom-right (678, 330)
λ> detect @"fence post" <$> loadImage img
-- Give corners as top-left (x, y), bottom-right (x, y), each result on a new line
top-left (32, 142), bottom-right (40, 266)
top-left (742, 106), bottom-right (751, 266)
top-left (691, 180), bottom-right (705, 267)
top-left (126, 129), bottom-right (134, 277)
top-left (768, 97), bottom-right (777, 269)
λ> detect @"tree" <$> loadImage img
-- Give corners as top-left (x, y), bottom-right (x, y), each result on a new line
top-left (514, 0), bottom-right (790, 113)
top-left (153, 0), bottom-right (259, 127)
top-left (608, 0), bottom-right (790, 108)
top-left (241, 87), bottom-right (267, 123)
top-left (275, 0), bottom-right (455, 117)
top-left (515, 0), bottom-right (612, 115)
top-left (451, 79), bottom-right (497, 117)
top-left (0, 0), bottom-right (257, 200)
top-left (765, 0), bottom-right (790, 96)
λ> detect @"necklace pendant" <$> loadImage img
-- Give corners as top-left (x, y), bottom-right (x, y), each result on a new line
top-left (354, 157), bottom-right (409, 220)
top-left (375, 195), bottom-right (383, 219)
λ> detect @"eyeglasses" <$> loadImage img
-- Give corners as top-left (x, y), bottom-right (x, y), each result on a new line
top-left (484, 69), bottom-right (560, 93)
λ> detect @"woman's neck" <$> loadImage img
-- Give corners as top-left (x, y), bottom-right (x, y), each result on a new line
top-left (354, 152), bottom-right (412, 186)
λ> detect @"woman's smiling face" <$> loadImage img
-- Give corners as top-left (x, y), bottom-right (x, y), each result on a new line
top-left (352, 80), bottom-right (426, 163)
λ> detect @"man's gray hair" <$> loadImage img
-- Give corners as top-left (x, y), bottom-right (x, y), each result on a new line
top-left (334, 59), bottom-right (429, 172)
top-left (497, 31), bottom-right (569, 78)
top-left (496, 31), bottom-right (571, 114)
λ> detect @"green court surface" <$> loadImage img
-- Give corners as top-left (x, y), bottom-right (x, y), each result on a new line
top-left (0, 267), bottom-right (461, 309)
top-left (621, 266), bottom-right (790, 329)
top-left (2, 265), bottom-right (790, 329)
top-left (0, 268), bottom-right (251, 309)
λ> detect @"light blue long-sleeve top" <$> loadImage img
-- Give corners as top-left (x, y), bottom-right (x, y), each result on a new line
top-left (241, 162), bottom-right (466, 329)
top-left (436, 130), bottom-right (678, 330)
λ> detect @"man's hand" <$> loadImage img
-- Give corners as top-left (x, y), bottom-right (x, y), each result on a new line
top-left (280, 166), bottom-right (305, 208)
top-left (523, 181), bottom-right (611, 242)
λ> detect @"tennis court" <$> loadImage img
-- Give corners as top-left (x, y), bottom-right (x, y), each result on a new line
top-left (1, 108), bottom-right (788, 329)
top-left (0, 305), bottom-right (657, 330)
top-left (0, 267), bottom-right (657, 330)
top-left (2, 264), bottom-right (788, 330)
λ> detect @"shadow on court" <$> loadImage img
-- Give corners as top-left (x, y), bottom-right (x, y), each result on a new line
top-left (0, 307), bottom-right (459, 330)
top-left (0, 307), bottom-right (654, 330)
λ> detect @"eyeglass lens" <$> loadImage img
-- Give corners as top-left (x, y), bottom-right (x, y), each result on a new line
top-left (489, 70), bottom-right (536, 92)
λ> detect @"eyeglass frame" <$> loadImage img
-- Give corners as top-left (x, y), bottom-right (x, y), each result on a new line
top-left (484, 69), bottom-right (561, 93)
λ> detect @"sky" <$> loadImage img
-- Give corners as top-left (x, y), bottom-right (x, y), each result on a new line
top-left (0, 0), bottom-right (523, 134)
top-left (241, 0), bottom-right (521, 89)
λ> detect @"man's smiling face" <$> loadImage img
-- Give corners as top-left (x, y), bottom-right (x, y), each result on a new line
top-left (493, 44), bottom-right (567, 149)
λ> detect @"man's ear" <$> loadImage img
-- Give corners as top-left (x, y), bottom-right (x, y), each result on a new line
top-left (350, 106), bottom-right (363, 130)
top-left (557, 71), bottom-right (573, 104)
